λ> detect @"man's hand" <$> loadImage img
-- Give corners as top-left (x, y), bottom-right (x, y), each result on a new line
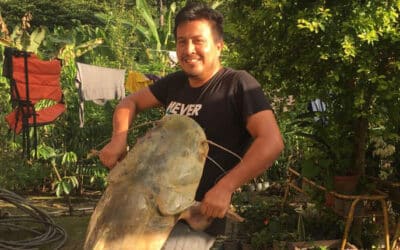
top-left (98, 88), bottom-right (161, 169)
top-left (200, 181), bottom-right (233, 218)
top-left (99, 135), bottom-right (127, 169)
top-left (179, 203), bottom-right (214, 231)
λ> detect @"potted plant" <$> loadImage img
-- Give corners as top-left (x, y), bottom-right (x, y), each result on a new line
top-left (288, 110), bottom-right (365, 216)
top-left (292, 109), bottom-right (359, 193)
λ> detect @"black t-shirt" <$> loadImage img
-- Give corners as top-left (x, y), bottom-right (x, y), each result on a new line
top-left (149, 67), bottom-right (272, 201)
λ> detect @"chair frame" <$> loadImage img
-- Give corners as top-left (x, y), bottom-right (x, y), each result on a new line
top-left (3, 47), bottom-right (64, 158)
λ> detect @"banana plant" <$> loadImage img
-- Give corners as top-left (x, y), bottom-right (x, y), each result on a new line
top-left (57, 37), bottom-right (103, 65)
top-left (136, 0), bottom-right (162, 51)
top-left (136, 0), bottom-right (176, 50)
top-left (0, 13), bottom-right (46, 54)
top-left (135, 0), bottom-right (177, 74)
top-left (0, 24), bottom-right (46, 53)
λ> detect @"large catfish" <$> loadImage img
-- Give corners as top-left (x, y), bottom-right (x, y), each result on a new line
top-left (84, 115), bottom-right (209, 250)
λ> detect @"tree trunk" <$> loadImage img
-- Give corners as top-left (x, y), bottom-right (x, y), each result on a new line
top-left (353, 116), bottom-right (368, 175)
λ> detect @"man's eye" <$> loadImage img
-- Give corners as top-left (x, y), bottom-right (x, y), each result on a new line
top-left (195, 40), bottom-right (205, 44)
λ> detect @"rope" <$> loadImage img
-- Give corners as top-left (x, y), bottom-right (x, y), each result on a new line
top-left (0, 188), bottom-right (67, 250)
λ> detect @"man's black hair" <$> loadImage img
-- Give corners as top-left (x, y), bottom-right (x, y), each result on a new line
top-left (174, 2), bottom-right (224, 41)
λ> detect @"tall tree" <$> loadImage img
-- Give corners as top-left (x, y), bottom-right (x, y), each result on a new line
top-left (225, 0), bottom-right (400, 176)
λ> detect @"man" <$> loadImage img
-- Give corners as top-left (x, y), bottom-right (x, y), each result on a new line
top-left (99, 2), bottom-right (284, 249)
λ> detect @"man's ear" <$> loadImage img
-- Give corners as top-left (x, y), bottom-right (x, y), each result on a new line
top-left (216, 40), bottom-right (224, 58)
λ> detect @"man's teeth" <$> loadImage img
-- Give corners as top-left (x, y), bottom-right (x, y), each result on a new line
top-left (186, 58), bottom-right (199, 62)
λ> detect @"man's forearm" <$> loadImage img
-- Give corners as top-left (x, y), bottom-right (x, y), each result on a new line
top-left (111, 96), bottom-right (137, 140)
top-left (200, 134), bottom-right (283, 218)
top-left (217, 135), bottom-right (284, 193)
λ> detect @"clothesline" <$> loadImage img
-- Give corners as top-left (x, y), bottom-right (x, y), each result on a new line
top-left (75, 62), bottom-right (161, 127)
top-left (96, 45), bottom-right (176, 53)
top-left (3, 48), bottom-right (165, 144)
top-left (29, 46), bottom-right (176, 61)
top-left (95, 45), bottom-right (178, 63)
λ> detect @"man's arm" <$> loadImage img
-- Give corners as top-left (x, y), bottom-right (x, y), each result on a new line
top-left (200, 109), bottom-right (284, 218)
top-left (99, 87), bottom-right (161, 168)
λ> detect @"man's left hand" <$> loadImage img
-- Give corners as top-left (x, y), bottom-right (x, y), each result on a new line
top-left (200, 182), bottom-right (233, 218)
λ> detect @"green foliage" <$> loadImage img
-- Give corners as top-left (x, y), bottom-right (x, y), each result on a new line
top-left (0, 21), bottom-right (108, 193)
top-left (34, 143), bottom-right (98, 197)
top-left (134, 0), bottom-right (178, 75)
top-left (233, 193), bottom-right (343, 249)
top-left (234, 194), bottom-right (297, 248)
top-left (91, 1), bottom-right (139, 69)
top-left (0, 151), bottom-right (51, 191)
top-left (136, 0), bottom-right (163, 51)
top-left (0, 12), bottom-right (46, 53)
top-left (0, 0), bottom-right (106, 30)
top-left (225, 0), bottom-right (400, 176)
top-left (55, 176), bottom-right (79, 197)
top-left (0, 0), bottom-right (173, 194)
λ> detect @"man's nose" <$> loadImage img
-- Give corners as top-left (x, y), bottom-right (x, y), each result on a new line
top-left (185, 40), bottom-right (195, 54)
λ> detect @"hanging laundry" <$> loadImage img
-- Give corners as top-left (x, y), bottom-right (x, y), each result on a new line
top-left (75, 62), bottom-right (126, 127)
top-left (125, 70), bottom-right (153, 94)
top-left (168, 51), bottom-right (178, 67)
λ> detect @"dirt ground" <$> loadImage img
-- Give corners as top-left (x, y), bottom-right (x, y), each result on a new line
top-left (0, 185), bottom-right (285, 250)
top-left (0, 192), bottom-right (228, 250)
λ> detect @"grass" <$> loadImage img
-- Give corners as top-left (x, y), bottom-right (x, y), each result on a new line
top-left (54, 215), bottom-right (91, 250)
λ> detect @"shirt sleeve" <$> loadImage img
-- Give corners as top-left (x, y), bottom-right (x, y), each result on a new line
top-left (235, 70), bottom-right (272, 119)
top-left (148, 71), bottom-right (185, 106)
top-left (149, 77), bottom-right (168, 106)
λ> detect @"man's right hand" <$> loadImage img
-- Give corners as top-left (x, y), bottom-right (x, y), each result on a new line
top-left (98, 135), bottom-right (127, 169)
top-left (98, 88), bottom-right (161, 169)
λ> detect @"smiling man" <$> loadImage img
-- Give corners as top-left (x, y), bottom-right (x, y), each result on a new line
top-left (99, 2), bottom-right (284, 249)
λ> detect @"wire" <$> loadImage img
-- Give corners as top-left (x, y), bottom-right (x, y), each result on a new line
top-left (0, 188), bottom-right (67, 250)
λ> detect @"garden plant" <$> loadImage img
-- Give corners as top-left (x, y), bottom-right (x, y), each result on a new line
top-left (0, 0), bottom-right (399, 249)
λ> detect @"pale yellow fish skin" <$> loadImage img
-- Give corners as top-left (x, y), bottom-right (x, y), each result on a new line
top-left (84, 115), bottom-right (208, 250)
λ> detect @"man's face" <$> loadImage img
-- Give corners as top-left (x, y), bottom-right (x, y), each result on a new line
top-left (176, 19), bottom-right (223, 85)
